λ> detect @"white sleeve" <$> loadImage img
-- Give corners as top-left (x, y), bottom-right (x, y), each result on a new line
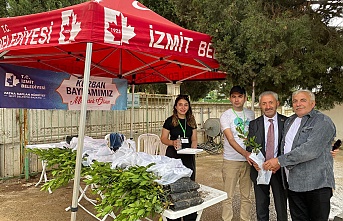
top-left (220, 110), bottom-right (232, 132)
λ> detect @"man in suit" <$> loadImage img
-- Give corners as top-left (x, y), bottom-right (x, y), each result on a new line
top-left (247, 91), bottom-right (288, 221)
top-left (264, 89), bottom-right (336, 221)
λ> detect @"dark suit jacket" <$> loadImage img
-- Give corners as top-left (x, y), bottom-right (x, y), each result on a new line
top-left (247, 113), bottom-right (288, 182)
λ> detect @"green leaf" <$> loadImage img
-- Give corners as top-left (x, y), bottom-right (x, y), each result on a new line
top-left (137, 209), bottom-right (145, 216)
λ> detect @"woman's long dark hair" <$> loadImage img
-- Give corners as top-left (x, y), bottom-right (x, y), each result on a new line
top-left (171, 95), bottom-right (197, 128)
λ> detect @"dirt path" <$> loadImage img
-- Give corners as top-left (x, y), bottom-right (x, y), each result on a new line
top-left (0, 152), bottom-right (342, 221)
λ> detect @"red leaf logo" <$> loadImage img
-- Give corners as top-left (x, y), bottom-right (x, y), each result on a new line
top-left (104, 10), bottom-right (135, 45)
top-left (62, 15), bottom-right (73, 40)
top-left (107, 14), bottom-right (122, 40)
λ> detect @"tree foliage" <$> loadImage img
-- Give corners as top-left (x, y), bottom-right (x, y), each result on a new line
top-left (170, 0), bottom-right (343, 109)
top-left (6, 0), bottom-right (87, 16)
top-left (139, 0), bottom-right (180, 25)
top-left (134, 81), bottom-right (220, 101)
top-left (0, 0), bottom-right (8, 17)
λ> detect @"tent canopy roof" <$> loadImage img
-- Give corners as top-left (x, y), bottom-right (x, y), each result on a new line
top-left (0, 0), bottom-right (226, 84)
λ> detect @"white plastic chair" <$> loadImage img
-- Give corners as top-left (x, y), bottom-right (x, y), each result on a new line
top-left (137, 133), bottom-right (166, 155)
top-left (158, 142), bottom-right (167, 156)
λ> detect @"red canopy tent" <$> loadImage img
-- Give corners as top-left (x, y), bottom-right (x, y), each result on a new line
top-left (0, 1), bottom-right (226, 220)
top-left (0, 0), bottom-right (225, 84)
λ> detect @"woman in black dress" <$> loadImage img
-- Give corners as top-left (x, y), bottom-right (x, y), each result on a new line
top-left (160, 94), bottom-right (198, 221)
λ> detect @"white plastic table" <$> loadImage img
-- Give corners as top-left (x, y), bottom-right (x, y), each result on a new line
top-left (26, 142), bottom-right (68, 193)
top-left (69, 183), bottom-right (226, 221)
top-left (162, 184), bottom-right (227, 221)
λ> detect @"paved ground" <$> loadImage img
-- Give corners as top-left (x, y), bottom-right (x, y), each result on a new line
top-left (0, 151), bottom-right (342, 221)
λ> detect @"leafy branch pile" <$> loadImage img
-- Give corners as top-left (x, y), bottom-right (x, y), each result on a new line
top-left (236, 126), bottom-right (261, 154)
top-left (26, 148), bottom-right (169, 221)
top-left (27, 147), bottom-right (82, 192)
top-left (85, 161), bottom-right (168, 221)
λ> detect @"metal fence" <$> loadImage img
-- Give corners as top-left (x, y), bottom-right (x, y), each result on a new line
top-left (0, 93), bottom-right (293, 179)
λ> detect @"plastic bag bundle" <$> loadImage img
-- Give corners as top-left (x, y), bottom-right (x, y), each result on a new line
top-left (169, 191), bottom-right (200, 202)
top-left (249, 151), bottom-right (272, 185)
top-left (70, 136), bottom-right (193, 185)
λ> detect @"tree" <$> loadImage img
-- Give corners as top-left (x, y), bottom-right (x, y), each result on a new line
top-left (139, 0), bottom-right (181, 25)
top-left (134, 80), bottom-right (220, 101)
top-left (170, 0), bottom-right (343, 109)
top-left (0, 0), bottom-right (8, 17)
top-left (7, 0), bottom-right (87, 16)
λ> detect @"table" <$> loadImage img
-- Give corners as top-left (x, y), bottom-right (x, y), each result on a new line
top-left (65, 179), bottom-right (117, 221)
top-left (26, 141), bottom-right (226, 221)
top-left (76, 183), bottom-right (226, 221)
top-left (162, 184), bottom-right (227, 221)
top-left (26, 142), bottom-right (68, 194)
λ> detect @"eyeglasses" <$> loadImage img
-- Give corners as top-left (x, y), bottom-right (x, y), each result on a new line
top-left (177, 94), bottom-right (189, 99)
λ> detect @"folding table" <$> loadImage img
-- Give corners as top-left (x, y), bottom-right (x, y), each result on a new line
top-left (26, 142), bottom-right (68, 194)
top-left (64, 179), bottom-right (117, 221)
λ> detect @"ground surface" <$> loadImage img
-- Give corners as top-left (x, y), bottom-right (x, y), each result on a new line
top-left (0, 152), bottom-right (342, 221)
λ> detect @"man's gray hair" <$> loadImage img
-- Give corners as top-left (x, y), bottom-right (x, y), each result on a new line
top-left (292, 89), bottom-right (315, 102)
top-left (259, 91), bottom-right (278, 103)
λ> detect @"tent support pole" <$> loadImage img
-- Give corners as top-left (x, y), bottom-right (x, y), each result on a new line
top-left (130, 84), bottom-right (135, 140)
top-left (70, 42), bottom-right (93, 221)
top-left (251, 80), bottom-right (255, 111)
top-left (24, 109), bottom-right (29, 180)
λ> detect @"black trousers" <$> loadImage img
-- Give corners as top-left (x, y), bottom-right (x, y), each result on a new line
top-left (167, 213), bottom-right (197, 221)
top-left (253, 172), bottom-right (288, 221)
top-left (288, 187), bottom-right (332, 221)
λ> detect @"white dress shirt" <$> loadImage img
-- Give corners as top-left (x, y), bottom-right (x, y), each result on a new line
top-left (283, 117), bottom-right (302, 181)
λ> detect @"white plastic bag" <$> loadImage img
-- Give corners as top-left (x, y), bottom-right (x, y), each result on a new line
top-left (110, 147), bottom-right (192, 185)
top-left (73, 137), bottom-right (191, 185)
top-left (249, 152), bottom-right (272, 185)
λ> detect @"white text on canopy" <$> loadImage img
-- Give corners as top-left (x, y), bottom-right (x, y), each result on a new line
top-left (0, 23), bottom-right (53, 50)
top-left (148, 25), bottom-right (214, 58)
